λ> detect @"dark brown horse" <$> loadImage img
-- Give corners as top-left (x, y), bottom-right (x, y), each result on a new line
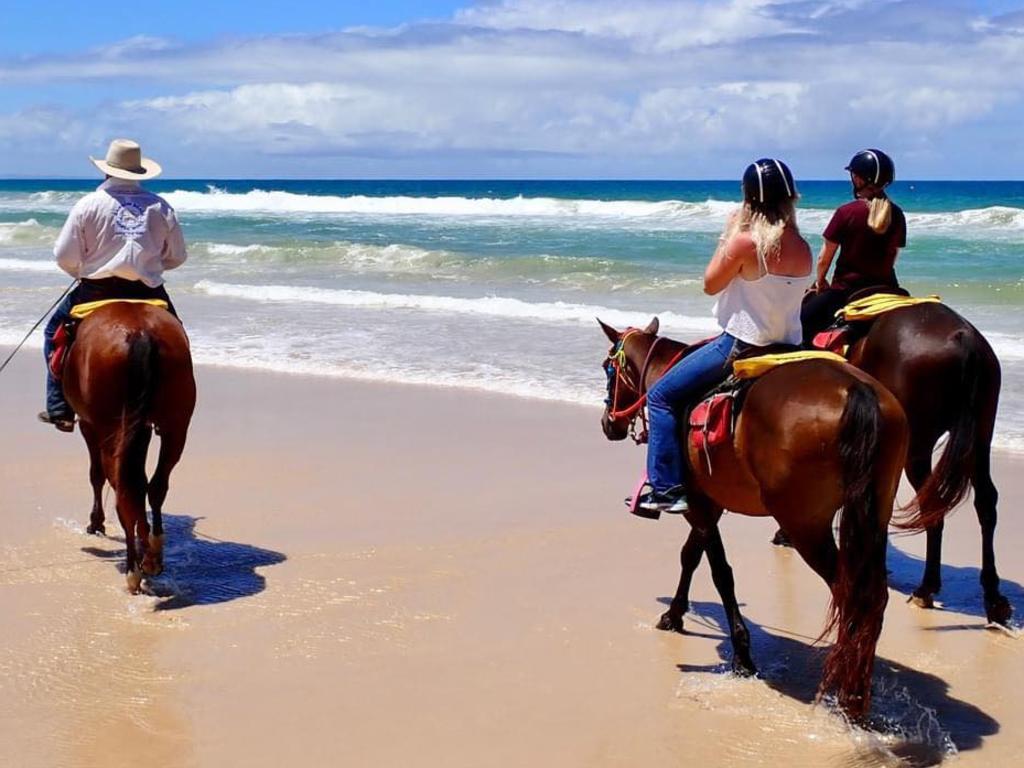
top-left (62, 302), bottom-right (196, 593)
top-left (846, 302), bottom-right (1007, 624)
top-left (599, 318), bottom-right (912, 719)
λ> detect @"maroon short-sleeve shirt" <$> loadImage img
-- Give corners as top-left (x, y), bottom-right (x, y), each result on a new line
top-left (823, 199), bottom-right (906, 290)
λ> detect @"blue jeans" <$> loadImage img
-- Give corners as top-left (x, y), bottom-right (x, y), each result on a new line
top-left (646, 332), bottom-right (748, 493)
top-left (43, 278), bottom-right (177, 416)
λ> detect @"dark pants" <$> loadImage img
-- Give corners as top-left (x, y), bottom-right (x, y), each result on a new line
top-left (43, 277), bottom-right (178, 417)
top-left (800, 288), bottom-right (855, 346)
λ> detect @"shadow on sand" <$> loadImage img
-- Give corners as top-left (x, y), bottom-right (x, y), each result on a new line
top-left (661, 599), bottom-right (998, 766)
top-left (82, 513), bottom-right (286, 610)
top-left (886, 541), bottom-right (1023, 629)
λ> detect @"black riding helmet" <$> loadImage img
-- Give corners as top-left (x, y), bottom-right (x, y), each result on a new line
top-left (845, 148), bottom-right (895, 188)
top-left (742, 158), bottom-right (797, 206)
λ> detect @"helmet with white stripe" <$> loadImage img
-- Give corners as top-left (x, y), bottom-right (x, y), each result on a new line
top-left (742, 158), bottom-right (797, 207)
top-left (845, 148), bottom-right (895, 187)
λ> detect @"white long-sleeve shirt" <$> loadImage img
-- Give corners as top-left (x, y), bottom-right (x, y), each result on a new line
top-left (53, 178), bottom-right (187, 287)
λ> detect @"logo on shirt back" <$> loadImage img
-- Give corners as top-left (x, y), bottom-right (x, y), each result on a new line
top-left (114, 200), bottom-right (146, 240)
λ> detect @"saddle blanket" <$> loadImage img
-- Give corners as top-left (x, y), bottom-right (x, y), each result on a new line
top-left (838, 293), bottom-right (940, 322)
top-left (732, 350), bottom-right (847, 380)
top-left (69, 298), bottom-right (169, 320)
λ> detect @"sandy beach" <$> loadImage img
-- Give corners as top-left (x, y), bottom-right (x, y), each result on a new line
top-left (1, 348), bottom-right (1022, 768)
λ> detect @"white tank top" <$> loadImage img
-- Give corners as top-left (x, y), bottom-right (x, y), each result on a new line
top-left (713, 263), bottom-right (811, 346)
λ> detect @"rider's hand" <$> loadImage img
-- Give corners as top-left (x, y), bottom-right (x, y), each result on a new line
top-left (814, 278), bottom-right (829, 293)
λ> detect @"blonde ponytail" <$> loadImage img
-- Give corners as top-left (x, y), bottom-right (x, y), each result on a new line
top-left (867, 197), bottom-right (892, 234)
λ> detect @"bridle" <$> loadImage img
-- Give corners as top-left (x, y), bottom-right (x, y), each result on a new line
top-left (603, 328), bottom-right (683, 444)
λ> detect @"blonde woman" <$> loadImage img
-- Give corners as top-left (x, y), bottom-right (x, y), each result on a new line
top-left (801, 148), bottom-right (906, 344)
top-left (637, 159), bottom-right (812, 515)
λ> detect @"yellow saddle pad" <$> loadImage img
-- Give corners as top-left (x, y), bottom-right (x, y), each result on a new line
top-left (838, 294), bottom-right (941, 322)
top-left (733, 350), bottom-right (848, 380)
top-left (69, 298), bottom-right (169, 320)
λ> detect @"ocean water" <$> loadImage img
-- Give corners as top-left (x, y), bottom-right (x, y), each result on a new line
top-left (1, 179), bottom-right (1022, 451)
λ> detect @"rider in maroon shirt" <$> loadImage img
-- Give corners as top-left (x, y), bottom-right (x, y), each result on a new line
top-left (801, 148), bottom-right (906, 344)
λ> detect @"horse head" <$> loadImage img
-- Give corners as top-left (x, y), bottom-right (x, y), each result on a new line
top-left (597, 316), bottom-right (659, 441)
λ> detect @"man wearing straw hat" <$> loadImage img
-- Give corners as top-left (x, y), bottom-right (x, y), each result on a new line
top-left (38, 139), bottom-right (188, 432)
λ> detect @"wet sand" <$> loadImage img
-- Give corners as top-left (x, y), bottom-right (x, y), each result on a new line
top-left (1, 348), bottom-right (1022, 767)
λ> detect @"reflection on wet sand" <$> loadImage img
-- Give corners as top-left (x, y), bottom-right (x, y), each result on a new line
top-left (0, 514), bottom-right (285, 768)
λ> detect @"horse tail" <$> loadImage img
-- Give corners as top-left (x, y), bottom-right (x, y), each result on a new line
top-left (115, 330), bottom-right (158, 493)
top-left (821, 380), bottom-right (889, 719)
top-left (897, 327), bottom-right (988, 531)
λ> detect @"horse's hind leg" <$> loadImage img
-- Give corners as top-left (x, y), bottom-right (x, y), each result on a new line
top-left (903, 446), bottom-right (944, 608)
top-left (688, 499), bottom-right (756, 676)
top-left (116, 427), bottom-right (153, 593)
top-left (657, 528), bottom-right (704, 633)
top-left (81, 422), bottom-right (107, 535)
top-left (975, 445), bottom-right (1011, 625)
top-left (142, 428), bottom-right (186, 576)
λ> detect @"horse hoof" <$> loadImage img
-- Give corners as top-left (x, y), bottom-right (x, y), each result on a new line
top-left (909, 591), bottom-right (935, 609)
top-left (732, 657), bottom-right (757, 678)
top-left (986, 597), bottom-right (1013, 627)
top-left (86, 523), bottom-right (106, 536)
top-left (771, 529), bottom-right (792, 548)
top-left (126, 569), bottom-right (143, 594)
top-left (656, 611), bottom-right (684, 633)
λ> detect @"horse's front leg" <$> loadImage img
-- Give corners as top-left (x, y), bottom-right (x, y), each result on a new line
top-left (687, 498), bottom-right (756, 676)
top-left (657, 527), bottom-right (704, 633)
top-left (81, 422), bottom-right (106, 535)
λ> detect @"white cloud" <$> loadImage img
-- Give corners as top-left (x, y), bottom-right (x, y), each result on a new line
top-left (455, 0), bottom-right (807, 52)
top-left (1, 1), bottom-right (1022, 177)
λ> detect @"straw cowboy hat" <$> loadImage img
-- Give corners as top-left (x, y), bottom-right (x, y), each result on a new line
top-left (90, 138), bottom-right (162, 180)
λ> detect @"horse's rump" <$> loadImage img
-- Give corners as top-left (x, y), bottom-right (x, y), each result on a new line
top-left (853, 302), bottom-right (1000, 528)
top-left (64, 302), bottom-right (195, 428)
top-left (687, 360), bottom-right (905, 518)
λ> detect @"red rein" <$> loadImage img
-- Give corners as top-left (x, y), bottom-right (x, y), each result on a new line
top-left (607, 331), bottom-right (686, 427)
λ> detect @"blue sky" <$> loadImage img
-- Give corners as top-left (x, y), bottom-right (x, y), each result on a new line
top-left (2, 0), bottom-right (1024, 179)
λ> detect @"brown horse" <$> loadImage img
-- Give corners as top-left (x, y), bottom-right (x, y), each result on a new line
top-left (62, 302), bottom-right (196, 593)
top-left (846, 302), bottom-right (1007, 624)
top-left (599, 318), bottom-right (912, 719)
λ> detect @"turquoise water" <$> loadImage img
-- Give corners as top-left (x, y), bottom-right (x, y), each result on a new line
top-left (1, 179), bottom-right (1022, 449)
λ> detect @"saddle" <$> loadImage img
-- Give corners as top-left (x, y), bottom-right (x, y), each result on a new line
top-left (687, 345), bottom-right (847, 473)
top-left (809, 286), bottom-right (936, 357)
top-left (48, 299), bottom-right (169, 381)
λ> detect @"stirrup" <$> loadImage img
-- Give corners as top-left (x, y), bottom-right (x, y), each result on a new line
top-left (625, 474), bottom-right (663, 520)
top-left (38, 411), bottom-right (75, 432)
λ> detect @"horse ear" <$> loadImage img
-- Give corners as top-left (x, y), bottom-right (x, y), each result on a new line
top-left (644, 317), bottom-right (660, 336)
top-left (597, 318), bottom-right (620, 343)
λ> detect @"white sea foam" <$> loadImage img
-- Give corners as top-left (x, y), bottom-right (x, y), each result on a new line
top-left (196, 239), bottom-right (451, 269)
top-left (909, 205), bottom-right (1024, 232)
top-left (0, 218), bottom-right (57, 246)
top-left (6, 186), bottom-right (1024, 237)
top-left (161, 190), bottom-right (1024, 234)
top-left (985, 331), bottom-right (1024, 362)
top-left (0, 257), bottom-right (59, 273)
top-left (164, 188), bottom-right (733, 225)
top-left (192, 279), bottom-right (720, 334)
top-left (201, 243), bottom-right (272, 256)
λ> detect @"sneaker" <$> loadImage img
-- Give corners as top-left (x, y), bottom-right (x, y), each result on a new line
top-left (636, 487), bottom-right (689, 515)
top-left (38, 411), bottom-right (75, 433)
